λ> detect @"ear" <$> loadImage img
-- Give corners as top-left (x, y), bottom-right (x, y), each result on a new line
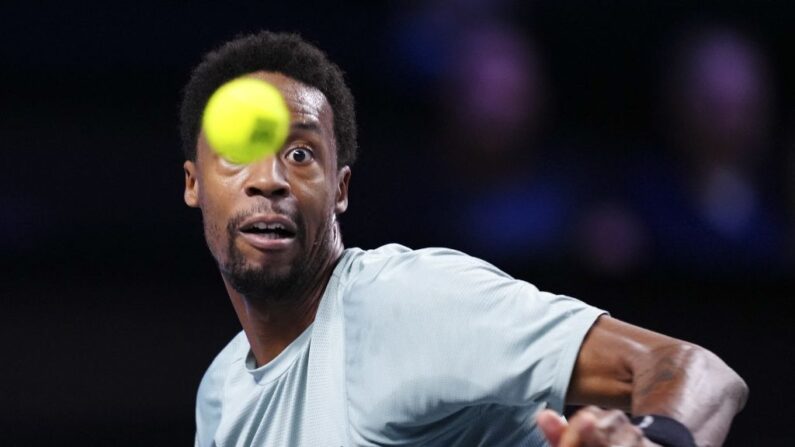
top-left (334, 166), bottom-right (351, 214)
top-left (184, 160), bottom-right (200, 208)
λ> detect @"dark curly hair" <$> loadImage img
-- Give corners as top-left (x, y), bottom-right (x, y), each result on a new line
top-left (179, 31), bottom-right (357, 167)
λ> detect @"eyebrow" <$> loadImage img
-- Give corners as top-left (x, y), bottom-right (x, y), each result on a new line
top-left (291, 121), bottom-right (322, 134)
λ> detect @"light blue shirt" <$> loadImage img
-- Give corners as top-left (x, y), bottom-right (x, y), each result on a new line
top-left (195, 244), bottom-right (605, 446)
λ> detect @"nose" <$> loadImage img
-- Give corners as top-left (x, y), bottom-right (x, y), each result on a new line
top-left (243, 155), bottom-right (290, 198)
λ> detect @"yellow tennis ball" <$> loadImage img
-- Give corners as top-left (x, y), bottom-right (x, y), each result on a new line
top-left (202, 77), bottom-right (290, 164)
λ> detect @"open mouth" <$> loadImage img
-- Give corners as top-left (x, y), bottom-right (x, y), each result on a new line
top-left (240, 221), bottom-right (296, 240)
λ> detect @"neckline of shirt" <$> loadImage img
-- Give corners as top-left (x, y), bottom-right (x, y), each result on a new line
top-left (244, 322), bottom-right (314, 384)
top-left (242, 248), bottom-right (356, 385)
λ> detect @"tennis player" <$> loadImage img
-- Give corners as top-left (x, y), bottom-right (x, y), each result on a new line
top-left (181, 31), bottom-right (747, 447)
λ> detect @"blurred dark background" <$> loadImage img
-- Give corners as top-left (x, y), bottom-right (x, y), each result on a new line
top-left (1, 1), bottom-right (792, 445)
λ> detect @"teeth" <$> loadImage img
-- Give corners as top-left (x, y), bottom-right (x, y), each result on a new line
top-left (252, 222), bottom-right (286, 231)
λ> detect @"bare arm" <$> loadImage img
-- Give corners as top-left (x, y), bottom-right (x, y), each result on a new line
top-left (563, 315), bottom-right (748, 446)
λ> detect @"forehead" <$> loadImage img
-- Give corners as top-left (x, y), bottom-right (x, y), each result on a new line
top-left (246, 71), bottom-right (333, 132)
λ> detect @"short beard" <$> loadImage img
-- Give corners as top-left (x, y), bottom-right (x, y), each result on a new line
top-left (211, 205), bottom-right (335, 303)
top-left (222, 248), bottom-right (307, 301)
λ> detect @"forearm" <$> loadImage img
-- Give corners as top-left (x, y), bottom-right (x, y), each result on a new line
top-left (630, 343), bottom-right (748, 446)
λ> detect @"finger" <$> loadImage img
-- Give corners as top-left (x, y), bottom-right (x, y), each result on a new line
top-left (536, 409), bottom-right (568, 446)
top-left (586, 409), bottom-right (645, 447)
top-left (599, 416), bottom-right (644, 447)
top-left (609, 427), bottom-right (645, 447)
top-left (559, 409), bottom-right (598, 447)
top-left (593, 410), bottom-right (628, 441)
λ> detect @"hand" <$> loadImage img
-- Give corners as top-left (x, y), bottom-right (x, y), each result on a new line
top-left (536, 406), bottom-right (663, 447)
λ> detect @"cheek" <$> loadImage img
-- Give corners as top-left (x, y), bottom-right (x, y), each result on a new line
top-left (197, 178), bottom-right (239, 254)
top-left (294, 175), bottom-right (337, 215)
top-left (201, 205), bottom-right (228, 258)
top-left (198, 168), bottom-right (244, 217)
top-left (201, 206), bottom-right (224, 239)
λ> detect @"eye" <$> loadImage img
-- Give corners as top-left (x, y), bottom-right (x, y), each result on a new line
top-left (286, 147), bottom-right (314, 164)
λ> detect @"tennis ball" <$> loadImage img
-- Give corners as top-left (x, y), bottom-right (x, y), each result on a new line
top-left (202, 77), bottom-right (290, 164)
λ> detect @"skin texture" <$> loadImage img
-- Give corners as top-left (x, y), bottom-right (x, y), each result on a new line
top-left (537, 316), bottom-right (749, 446)
top-left (184, 71), bottom-right (748, 445)
top-left (184, 71), bottom-right (351, 366)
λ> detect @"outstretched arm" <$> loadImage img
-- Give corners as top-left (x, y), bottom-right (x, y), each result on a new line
top-left (539, 315), bottom-right (748, 446)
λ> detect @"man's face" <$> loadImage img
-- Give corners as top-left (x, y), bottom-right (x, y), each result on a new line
top-left (183, 71), bottom-right (351, 298)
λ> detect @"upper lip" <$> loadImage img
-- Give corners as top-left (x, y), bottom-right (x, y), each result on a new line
top-left (238, 214), bottom-right (297, 235)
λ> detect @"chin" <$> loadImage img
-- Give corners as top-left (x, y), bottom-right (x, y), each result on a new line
top-left (221, 243), bottom-right (307, 299)
top-left (249, 260), bottom-right (295, 281)
top-left (224, 262), bottom-right (300, 300)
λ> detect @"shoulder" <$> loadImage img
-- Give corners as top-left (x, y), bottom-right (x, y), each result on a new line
top-left (338, 244), bottom-right (604, 332)
top-left (338, 244), bottom-right (544, 319)
top-left (196, 331), bottom-right (248, 410)
top-left (195, 331), bottom-right (248, 445)
top-left (204, 331), bottom-right (247, 374)
top-left (341, 243), bottom-right (513, 286)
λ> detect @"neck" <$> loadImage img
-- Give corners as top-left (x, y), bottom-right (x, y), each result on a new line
top-left (225, 226), bottom-right (345, 367)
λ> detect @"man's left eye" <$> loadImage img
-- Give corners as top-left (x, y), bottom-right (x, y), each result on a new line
top-left (287, 147), bottom-right (313, 163)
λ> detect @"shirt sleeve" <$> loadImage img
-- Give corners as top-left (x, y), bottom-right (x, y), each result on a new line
top-left (343, 246), bottom-right (605, 428)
